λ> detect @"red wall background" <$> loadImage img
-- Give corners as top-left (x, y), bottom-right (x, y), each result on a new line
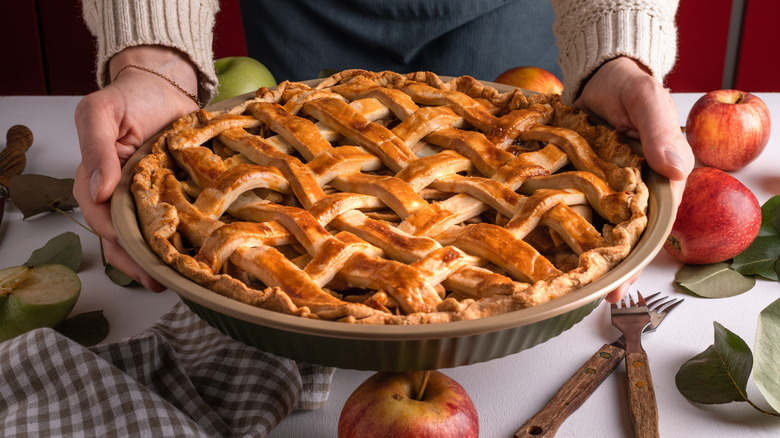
top-left (1, 0), bottom-right (778, 96)
top-left (0, 0), bottom-right (248, 96)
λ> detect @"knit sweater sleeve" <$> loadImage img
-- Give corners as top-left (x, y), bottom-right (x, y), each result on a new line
top-left (551, 0), bottom-right (679, 104)
top-left (81, 0), bottom-right (220, 105)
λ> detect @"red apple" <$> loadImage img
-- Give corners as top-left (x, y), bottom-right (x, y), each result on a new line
top-left (663, 167), bottom-right (761, 264)
top-left (338, 370), bottom-right (478, 438)
top-left (494, 66), bottom-right (564, 95)
top-left (685, 90), bottom-right (771, 171)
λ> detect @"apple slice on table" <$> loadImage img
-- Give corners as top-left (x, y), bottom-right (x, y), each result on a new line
top-left (338, 370), bottom-right (478, 438)
top-left (0, 264), bottom-right (81, 342)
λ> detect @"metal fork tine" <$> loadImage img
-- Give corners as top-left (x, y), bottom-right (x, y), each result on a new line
top-left (644, 296), bottom-right (662, 307)
top-left (656, 298), bottom-right (684, 314)
top-left (637, 292), bottom-right (647, 306)
top-left (643, 291), bottom-right (661, 302)
top-left (647, 297), bottom-right (670, 310)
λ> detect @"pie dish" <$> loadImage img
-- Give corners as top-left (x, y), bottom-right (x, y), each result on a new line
top-left (127, 70), bottom-right (649, 326)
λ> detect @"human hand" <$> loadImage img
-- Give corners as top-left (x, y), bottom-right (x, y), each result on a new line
top-left (73, 46), bottom-right (200, 291)
top-left (577, 57), bottom-right (694, 303)
top-left (576, 56), bottom-right (695, 206)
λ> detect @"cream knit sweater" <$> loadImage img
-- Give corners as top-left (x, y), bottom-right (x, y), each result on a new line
top-left (82, 0), bottom-right (678, 105)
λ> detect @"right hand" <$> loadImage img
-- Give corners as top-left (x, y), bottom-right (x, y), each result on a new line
top-left (73, 46), bottom-right (200, 291)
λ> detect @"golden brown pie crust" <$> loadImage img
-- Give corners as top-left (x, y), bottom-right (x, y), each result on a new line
top-left (131, 70), bottom-right (648, 324)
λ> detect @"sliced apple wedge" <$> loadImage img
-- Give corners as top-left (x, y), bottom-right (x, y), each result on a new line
top-left (0, 264), bottom-right (81, 342)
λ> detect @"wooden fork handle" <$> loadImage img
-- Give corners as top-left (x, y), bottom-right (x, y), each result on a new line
top-left (514, 343), bottom-right (625, 437)
top-left (625, 351), bottom-right (659, 438)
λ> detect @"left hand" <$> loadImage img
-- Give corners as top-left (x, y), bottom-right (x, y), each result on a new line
top-left (576, 56), bottom-right (695, 302)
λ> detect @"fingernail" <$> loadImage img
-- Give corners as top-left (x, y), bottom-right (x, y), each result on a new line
top-left (664, 148), bottom-right (685, 174)
top-left (90, 170), bottom-right (104, 202)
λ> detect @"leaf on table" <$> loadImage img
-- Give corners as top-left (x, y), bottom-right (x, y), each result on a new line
top-left (731, 235), bottom-right (780, 281)
top-left (54, 310), bottom-right (109, 347)
top-left (675, 321), bottom-right (753, 404)
top-left (754, 298), bottom-right (780, 414)
top-left (24, 231), bottom-right (82, 272)
top-left (761, 195), bottom-right (780, 230)
top-left (758, 223), bottom-right (779, 237)
top-left (105, 264), bottom-right (136, 287)
top-left (776, 257), bottom-right (780, 280)
top-left (675, 262), bottom-right (756, 298)
top-left (6, 174), bottom-right (79, 219)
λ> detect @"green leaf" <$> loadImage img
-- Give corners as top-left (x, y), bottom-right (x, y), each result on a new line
top-left (754, 298), bottom-right (780, 414)
top-left (675, 321), bottom-right (753, 404)
top-left (731, 235), bottom-right (780, 281)
top-left (773, 202), bottom-right (780, 236)
top-left (23, 231), bottom-right (82, 272)
top-left (674, 263), bottom-right (756, 298)
top-left (761, 195), bottom-right (780, 232)
top-left (7, 174), bottom-right (79, 219)
top-left (758, 223), bottom-right (778, 237)
top-left (105, 264), bottom-right (136, 287)
top-left (776, 256), bottom-right (780, 279)
top-left (54, 310), bottom-right (110, 347)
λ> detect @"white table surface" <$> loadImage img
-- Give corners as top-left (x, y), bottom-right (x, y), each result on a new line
top-left (1, 93), bottom-right (778, 438)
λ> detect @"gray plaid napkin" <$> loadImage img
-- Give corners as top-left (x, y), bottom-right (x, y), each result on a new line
top-left (0, 301), bottom-right (335, 437)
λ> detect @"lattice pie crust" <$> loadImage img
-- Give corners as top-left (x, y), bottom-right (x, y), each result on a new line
top-left (132, 70), bottom-right (648, 324)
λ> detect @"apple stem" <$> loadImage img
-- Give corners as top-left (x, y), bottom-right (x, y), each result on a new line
top-left (415, 370), bottom-right (431, 401)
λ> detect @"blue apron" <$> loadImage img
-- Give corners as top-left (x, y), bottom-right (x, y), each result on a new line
top-left (238, 0), bottom-right (560, 83)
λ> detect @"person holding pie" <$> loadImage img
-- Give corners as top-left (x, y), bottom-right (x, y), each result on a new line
top-left (73, 0), bottom-right (694, 303)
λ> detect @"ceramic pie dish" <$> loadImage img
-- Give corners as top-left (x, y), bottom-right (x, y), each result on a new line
top-left (111, 77), bottom-right (674, 371)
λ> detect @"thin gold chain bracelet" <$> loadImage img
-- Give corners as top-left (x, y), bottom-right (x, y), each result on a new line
top-left (112, 64), bottom-right (202, 107)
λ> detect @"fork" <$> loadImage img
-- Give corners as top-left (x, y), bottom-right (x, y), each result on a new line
top-left (611, 292), bottom-right (659, 438)
top-left (614, 292), bottom-right (683, 348)
top-left (515, 293), bottom-right (681, 438)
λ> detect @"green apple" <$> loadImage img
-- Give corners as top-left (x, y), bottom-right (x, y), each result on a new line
top-left (212, 56), bottom-right (277, 104)
top-left (0, 264), bottom-right (81, 342)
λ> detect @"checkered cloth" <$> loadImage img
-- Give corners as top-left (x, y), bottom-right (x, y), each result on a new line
top-left (0, 301), bottom-right (335, 437)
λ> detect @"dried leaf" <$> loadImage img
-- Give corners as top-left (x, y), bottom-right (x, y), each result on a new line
top-left (754, 298), bottom-right (780, 414)
top-left (675, 321), bottom-right (753, 404)
top-left (54, 310), bottom-right (109, 347)
top-left (6, 174), bottom-right (79, 219)
top-left (674, 262), bottom-right (756, 298)
top-left (24, 231), bottom-right (82, 272)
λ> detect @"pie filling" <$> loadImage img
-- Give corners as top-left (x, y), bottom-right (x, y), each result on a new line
top-left (131, 70), bottom-right (648, 324)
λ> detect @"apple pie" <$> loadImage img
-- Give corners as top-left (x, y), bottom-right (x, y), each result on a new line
top-left (131, 70), bottom-right (648, 324)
